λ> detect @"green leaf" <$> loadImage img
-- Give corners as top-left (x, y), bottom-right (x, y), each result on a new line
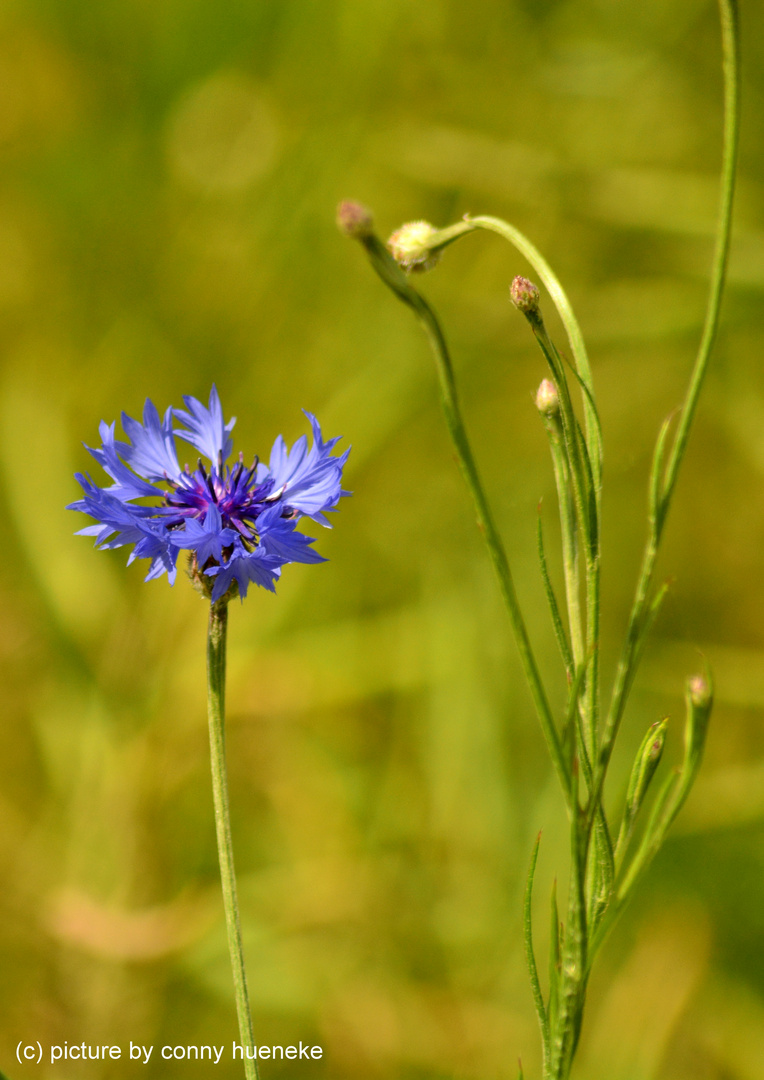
top-left (524, 832), bottom-right (549, 1057)
top-left (649, 411), bottom-right (676, 533)
top-left (565, 658), bottom-right (590, 777)
top-left (548, 878), bottom-right (561, 1032)
top-left (536, 510), bottom-right (573, 676)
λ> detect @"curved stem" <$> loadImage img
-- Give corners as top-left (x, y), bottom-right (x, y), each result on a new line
top-left (427, 214), bottom-right (605, 770)
top-left (207, 601), bottom-right (260, 1080)
top-left (428, 214), bottom-right (601, 499)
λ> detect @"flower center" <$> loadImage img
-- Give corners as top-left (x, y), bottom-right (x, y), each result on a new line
top-left (162, 455), bottom-right (276, 540)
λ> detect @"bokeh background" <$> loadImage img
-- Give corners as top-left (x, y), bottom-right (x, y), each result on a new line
top-left (1, 0), bottom-right (763, 1077)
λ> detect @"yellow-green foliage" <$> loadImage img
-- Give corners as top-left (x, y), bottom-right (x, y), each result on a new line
top-left (0, 1), bottom-right (763, 1077)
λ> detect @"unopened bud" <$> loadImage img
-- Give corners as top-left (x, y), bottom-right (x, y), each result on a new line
top-left (337, 200), bottom-right (375, 239)
top-left (682, 668), bottom-right (713, 780)
top-left (687, 673), bottom-right (711, 709)
top-left (535, 378), bottom-right (559, 417)
top-left (623, 718), bottom-right (668, 832)
top-left (510, 275), bottom-right (540, 314)
top-left (388, 220), bottom-right (441, 273)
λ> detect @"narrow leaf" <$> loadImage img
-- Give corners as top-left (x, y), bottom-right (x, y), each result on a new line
top-left (562, 353), bottom-right (604, 511)
top-left (649, 412), bottom-right (676, 533)
top-left (564, 353), bottom-right (604, 458)
top-left (524, 832), bottom-right (549, 1055)
top-left (548, 877), bottom-right (561, 1032)
top-left (565, 657), bottom-right (590, 775)
top-left (537, 509), bottom-right (573, 676)
top-left (575, 416), bottom-right (599, 558)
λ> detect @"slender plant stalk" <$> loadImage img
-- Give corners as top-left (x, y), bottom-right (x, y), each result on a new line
top-left (524, 834), bottom-right (550, 1070)
top-left (548, 817), bottom-right (587, 1080)
top-left (419, 214), bottom-right (601, 497)
top-left (207, 600), bottom-right (260, 1080)
top-left (354, 234), bottom-right (572, 804)
top-left (596, 0), bottom-right (739, 799)
top-left (545, 421), bottom-right (584, 671)
top-left (527, 317), bottom-right (600, 760)
top-left (340, 4), bottom-right (738, 1073)
top-left (398, 212), bottom-right (605, 766)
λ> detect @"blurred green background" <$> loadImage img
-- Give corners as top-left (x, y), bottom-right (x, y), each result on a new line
top-left (1, 0), bottom-right (763, 1077)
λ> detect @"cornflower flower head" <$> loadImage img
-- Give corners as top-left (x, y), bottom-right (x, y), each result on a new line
top-left (69, 386), bottom-right (350, 602)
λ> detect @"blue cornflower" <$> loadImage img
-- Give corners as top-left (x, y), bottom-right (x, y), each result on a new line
top-left (69, 387), bottom-right (350, 602)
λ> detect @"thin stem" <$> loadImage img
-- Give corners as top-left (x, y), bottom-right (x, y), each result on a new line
top-left (426, 214), bottom-right (602, 500)
top-left (356, 233), bottom-right (572, 804)
top-left (417, 295), bottom-right (571, 804)
top-left (661, 0), bottom-right (739, 510)
top-left (435, 216), bottom-right (607, 768)
top-left (530, 318), bottom-right (600, 761)
top-left (207, 600), bottom-right (260, 1080)
top-left (543, 414), bottom-right (584, 675)
top-left (598, 0), bottom-right (739, 790)
top-left (524, 833), bottom-right (550, 1069)
top-left (548, 812), bottom-right (587, 1080)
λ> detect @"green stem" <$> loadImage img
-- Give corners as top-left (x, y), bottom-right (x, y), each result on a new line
top-left (546, 421), bottom-right (584, 672)
top-left (530, 317), bottom-right (600, 761)
top-left (597, 0), bottom-right (739, 791)
top-left (661, 0), bottom-right (739, 511)
top-left (548, 813), bottom-right (587, 1080)
top-left (426, 214), bottom-right (602, 500)
top-left (428, 215), bottom-right (605, 763)
top-left (357, 234), bottom-right (572, 805)
top-left (207, 600), bottom-right (260, 1080)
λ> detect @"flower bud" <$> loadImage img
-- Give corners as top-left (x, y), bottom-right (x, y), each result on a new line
top-left (684, 669), bottom-right (713, 772)
top-left (615, 717), bottom-right (668, 856)
top-left (387, 220), bottom-right (441, 273)
top-left (687, 672), bottom-right (711, 710)
top-left (535, 378), bottom-right (560, 417)
top-left (510, 275), bottom-right (540, 314)
top-left (625, 718), bottom-right (668, 824)
top-left (336, 200), bottom-right (375, 239)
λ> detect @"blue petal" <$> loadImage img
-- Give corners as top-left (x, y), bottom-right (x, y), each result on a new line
top-left (86, 421), bottom-right (164, 500)
top-left (173, 385), bottom-right (236, 464)
top-left (205, 540), bottom-right (283, 601)
top-left (69, 476), bottom-right (177, 583)
top-left (168, 503), bottom-right (238, 564)
top-left (114, 401), bottom-right (182, 483)
top-left (265, 413), bottom-right (350, 523)
top-left (69, 476), bottom-right (154, 545)
top-left (130, 533), bottom-right (179, 585)
top-left (257, 504), bottom-right (326, 564)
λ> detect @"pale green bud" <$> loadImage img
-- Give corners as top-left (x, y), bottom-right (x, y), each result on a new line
top-left (687, 672), bottom-right (712, 710)
top-left (684, 670), bottom-right (713, 771)
top-left (387, 220), bottom-right (441, 273)
top-left (535, 378), bottom-right (560, 417)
